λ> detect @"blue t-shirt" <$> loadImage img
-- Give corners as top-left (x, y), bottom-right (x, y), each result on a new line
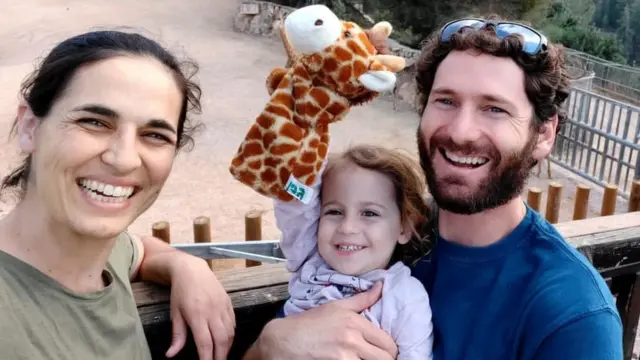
top-left (411, 205), bottom-right (622, 359)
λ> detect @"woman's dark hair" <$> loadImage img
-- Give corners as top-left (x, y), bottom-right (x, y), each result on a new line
top-left (1, 30), bottom-right (203, 200)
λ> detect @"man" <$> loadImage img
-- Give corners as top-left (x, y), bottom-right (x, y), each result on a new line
top-left (243, 16), bottom-right (622, 359)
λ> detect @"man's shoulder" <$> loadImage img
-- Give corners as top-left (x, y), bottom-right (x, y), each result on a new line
top-left (522, 212), bottom-right (620, 333)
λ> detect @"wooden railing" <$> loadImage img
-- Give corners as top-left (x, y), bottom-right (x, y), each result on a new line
top-left (135, 180), bottom-right (640, 360)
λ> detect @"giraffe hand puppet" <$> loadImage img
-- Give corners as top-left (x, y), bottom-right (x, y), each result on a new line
top-left (229, 4), bottom-right (406, 203)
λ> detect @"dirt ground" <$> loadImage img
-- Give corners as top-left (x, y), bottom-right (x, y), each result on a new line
top-left (0, 0), bottom-right (635, 355)
top-left (0, 0), bottom-right (630, 258)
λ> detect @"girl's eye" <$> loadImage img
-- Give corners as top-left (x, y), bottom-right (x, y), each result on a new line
top-left (362, 210), bottom-right (378, 217)
top-left (324, 209), bottom-right (341, 216)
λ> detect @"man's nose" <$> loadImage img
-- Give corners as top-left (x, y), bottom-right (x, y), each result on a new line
top-left (447, 106), bottom-right (482, 145)
top-left (101, 131), bottom-right (142, 174)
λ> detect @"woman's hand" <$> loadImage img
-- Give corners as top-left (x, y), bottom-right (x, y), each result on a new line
top-left (165, 256), bottom-right (235, 360)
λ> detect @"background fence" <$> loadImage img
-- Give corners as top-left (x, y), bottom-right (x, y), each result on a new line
top-left (551, 87), bottom-right (640, 198)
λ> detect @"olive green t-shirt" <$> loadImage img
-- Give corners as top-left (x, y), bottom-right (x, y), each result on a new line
top-left (0, 232), bottom-right (152, 360)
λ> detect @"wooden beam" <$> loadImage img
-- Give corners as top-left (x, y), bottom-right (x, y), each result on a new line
top-left (133, 263), bottom-right (289, 307)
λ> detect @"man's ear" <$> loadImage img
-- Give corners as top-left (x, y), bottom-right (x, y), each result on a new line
top-left (16, 102), bottom-right (39, 154)
top-left (532, 114), bottom-right (558, 161)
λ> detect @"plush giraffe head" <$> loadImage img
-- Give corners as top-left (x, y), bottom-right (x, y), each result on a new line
top-left (229, 5), bottom-right (406, 203)
top-left (284, 5), bottom-right (405, 105)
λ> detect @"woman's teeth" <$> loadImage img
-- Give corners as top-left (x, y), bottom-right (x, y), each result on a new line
top-left (79, 179), bottom-right (135, 203)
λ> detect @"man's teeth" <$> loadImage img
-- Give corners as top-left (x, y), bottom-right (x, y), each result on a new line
top-left (444, 150), bottom-right (488, 165)
top-left (80, 179), bottom-right (134, 201)
top-left (338, 245), bottom-right (364, 252)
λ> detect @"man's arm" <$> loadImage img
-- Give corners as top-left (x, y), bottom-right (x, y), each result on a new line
top-left (241, 282), bottom-right (398, 360)
top-left (533, 308), bottom-right (622, 360)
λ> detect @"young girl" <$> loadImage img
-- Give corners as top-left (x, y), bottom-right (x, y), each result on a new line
top-left (274, 144), bottom-right (435, 359)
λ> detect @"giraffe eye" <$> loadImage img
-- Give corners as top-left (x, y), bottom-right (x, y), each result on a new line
top-left (344, 31), bottom-right (352, 38)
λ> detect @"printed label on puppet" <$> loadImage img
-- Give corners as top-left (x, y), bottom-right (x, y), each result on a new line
top-left (285, 174), bottom-right (314, 204)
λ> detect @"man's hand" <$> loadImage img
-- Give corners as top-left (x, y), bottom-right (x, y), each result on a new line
top-left (164, 255), bottom-right (235, 360)
top-left (247, 281), bottom-right (397, 360)
top-left (134, 235), bottom-right (235, 360)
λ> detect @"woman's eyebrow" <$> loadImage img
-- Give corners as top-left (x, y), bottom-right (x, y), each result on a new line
top-left (72, 104), bottom-right (176, 134)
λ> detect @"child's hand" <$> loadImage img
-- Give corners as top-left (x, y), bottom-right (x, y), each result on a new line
top-left (165, 256), bottom-right (235, 360)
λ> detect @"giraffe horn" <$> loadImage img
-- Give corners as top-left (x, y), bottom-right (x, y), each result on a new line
top-left (279, 19), bottom-right (296, 68)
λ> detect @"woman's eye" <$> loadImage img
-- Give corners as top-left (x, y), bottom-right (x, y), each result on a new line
top-left (362, 210), bottom-right (378, 217)
top-left (78, 118), bottom-right (107, 128)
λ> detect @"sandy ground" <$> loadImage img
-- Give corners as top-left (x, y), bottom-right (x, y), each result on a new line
top-left (0, 0), bottom-right (635, 355)
top-left (0, 0), bottom-right (630, 262)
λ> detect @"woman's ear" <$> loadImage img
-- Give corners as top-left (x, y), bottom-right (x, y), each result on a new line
top-left (16, 102), bottom-right (39, 154)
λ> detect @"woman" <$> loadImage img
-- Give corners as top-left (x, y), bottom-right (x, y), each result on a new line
top-left (0, 30), bottom-right (234, 360)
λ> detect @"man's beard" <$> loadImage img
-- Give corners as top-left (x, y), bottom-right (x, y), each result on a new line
top-left (417, 127), bottom-right (537, 215)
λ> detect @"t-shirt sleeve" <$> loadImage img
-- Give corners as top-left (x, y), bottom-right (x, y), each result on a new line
top-left (107, 231), bottom-right (139, 282)
top-left (532, 308), bottom-right (622, 359)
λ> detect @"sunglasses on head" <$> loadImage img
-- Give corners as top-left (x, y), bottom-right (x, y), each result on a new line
top-left (439, 18), bottom-right (548, 55)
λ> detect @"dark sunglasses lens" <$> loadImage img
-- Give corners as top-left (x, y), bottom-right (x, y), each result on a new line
top-left (496, 24), bottom-right (542, 54)
top-left (441, 20), bottom-right (483, 41)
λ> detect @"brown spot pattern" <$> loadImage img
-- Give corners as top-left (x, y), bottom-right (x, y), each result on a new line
top-left (238, 171), bottom-right (257, 185)
top-left (334, 47), bottom-right (353, 62)
top-left (323, 58), bottom-right (339, 73)
top-left (242, 142), bottom-right (263, 158)
top-left (358, 33), bottom-right (375, 54)
top-left (248, 160), bottom-right (262, 170)
top-left (266, 104), bottom-right (290, 119)
top-left (301, 151), bottom-right (317, 163)
top-left (273, 93), bottom-right (294, 109)
top-left (347, 39), bottom-right (368, 58)
top-left (265, 157), bottom-right (283, 168)
top-left (256, 115), bottom-right (274, 130)
top-left (260, 168), bottom-right (278, 184)
top-left (338, 66), bottom-right (352, 83)
top-left (263, 131), bottom-right (277, 149)
top-left (271, 143), bottom-right (299, 155)
top-left (279, 122), bottom-right (303, 141)
top-left (293, 165), bottom-right (314, 178)
top-left (353, 60), bottom-right (367, 77)
top-left (310, 88), bottom-right (330, 108)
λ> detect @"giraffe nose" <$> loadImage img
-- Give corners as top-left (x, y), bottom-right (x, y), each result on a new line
top-left (315, 19), bottom-right (324, 26)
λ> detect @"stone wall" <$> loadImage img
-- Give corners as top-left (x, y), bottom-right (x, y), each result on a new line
top-left (232, 1), bottom-right (295, 37)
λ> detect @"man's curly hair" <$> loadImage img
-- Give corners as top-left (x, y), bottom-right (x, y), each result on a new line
top-left (414, 14), bottom-right (572, 134)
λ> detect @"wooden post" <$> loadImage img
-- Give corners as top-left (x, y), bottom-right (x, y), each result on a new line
top-left (193, 216), bottom-right (213, 269)
top-left (527, 187), bottom-right (542, 212)
top-left (601, 183), bottom-right (618, 216)
top-left (545, 182), bottom-right (562, 224)
top-left (629, 180), bottom-right (640, 213)
top-left (152, 221), bottom-right (171, 243)
top-left (245, 211), bottom-right (263, 268)
top-left (572, 184), bottom-right (591, 220)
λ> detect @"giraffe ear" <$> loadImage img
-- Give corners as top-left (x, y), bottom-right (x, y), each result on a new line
top-left (371, 21), bottom-right (392, 39)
